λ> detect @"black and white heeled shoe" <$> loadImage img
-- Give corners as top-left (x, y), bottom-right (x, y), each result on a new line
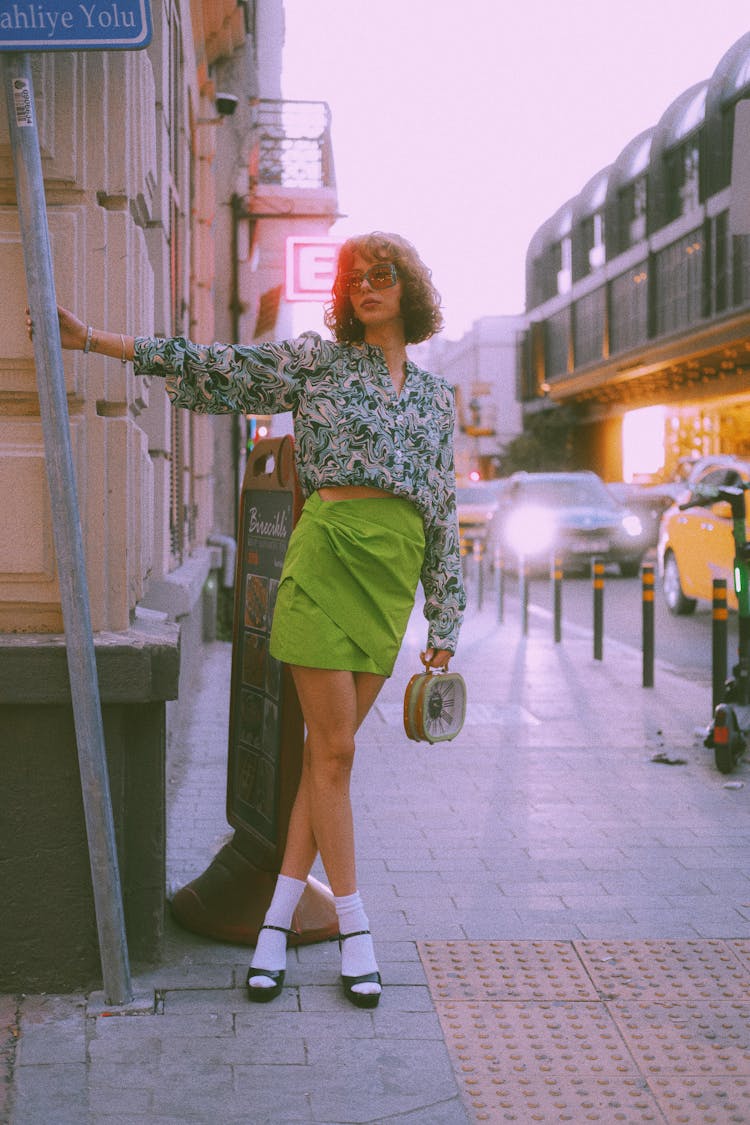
top-left (338, 929), bottom-right (382, 1010)
top-left (246, 924), bottom-right (296, 1003)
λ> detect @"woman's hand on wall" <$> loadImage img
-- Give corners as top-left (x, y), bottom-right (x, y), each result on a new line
top-left (26, 305), bottom-right (87, 350)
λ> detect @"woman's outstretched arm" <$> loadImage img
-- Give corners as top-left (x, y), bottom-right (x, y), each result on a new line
top-left (26, 305), bottom-right (134, 362)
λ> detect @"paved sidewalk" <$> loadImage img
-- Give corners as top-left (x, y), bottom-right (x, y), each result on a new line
top-left (4, 588), bottom-right (750, 1123)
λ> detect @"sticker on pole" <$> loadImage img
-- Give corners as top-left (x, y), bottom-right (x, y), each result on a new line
top-left (0, 1), bottom-right (152, 52)
top-left (12, 78), bottom-right (33, 127)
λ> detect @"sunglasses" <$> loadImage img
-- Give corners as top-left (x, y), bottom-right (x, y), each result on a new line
top-left (341, 263), bottom-right (399, 295)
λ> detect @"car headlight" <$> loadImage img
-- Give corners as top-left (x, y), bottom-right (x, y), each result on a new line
top-left (621, 513), bottom-right (642, 538)
top-left (504, 505), bottom-right (558, 558)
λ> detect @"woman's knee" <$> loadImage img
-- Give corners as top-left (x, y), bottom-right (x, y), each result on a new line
top-left (307, 733), bottom-right (356, 786)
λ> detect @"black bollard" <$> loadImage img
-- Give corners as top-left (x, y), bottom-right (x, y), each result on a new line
top-left (553, 555), bottom-right (562, 643)
top-left (642, 562), bottom-right (654, 688)
top-left (475, 539), bottom-right (484, 610)
top-left (496, 546), bottom-right (504, 623)
top-left (520, 558), bottom-right (529, 636)
top-left (592, 558), bottom-right (604, 661)
top-left (712, 578), bottom-right (728, 710)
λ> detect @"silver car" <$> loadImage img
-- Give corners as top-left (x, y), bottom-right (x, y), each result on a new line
top-left (487, 471), bottom-right (644, 575)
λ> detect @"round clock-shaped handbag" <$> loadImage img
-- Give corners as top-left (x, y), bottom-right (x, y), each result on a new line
top-left (403, 670), bottom-right (467, 744)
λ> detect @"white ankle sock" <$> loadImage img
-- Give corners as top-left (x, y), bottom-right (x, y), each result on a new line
top-left (249, 874), bottom-right (306, 986)
top-left (335, 891), bottom-right (381, 996)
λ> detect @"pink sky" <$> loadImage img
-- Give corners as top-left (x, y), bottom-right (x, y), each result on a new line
top-left (282, 1), bottom-right (750, 339)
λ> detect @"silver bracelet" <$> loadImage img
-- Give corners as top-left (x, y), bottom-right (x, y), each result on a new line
top-left (83, 325), bottom-right (93, 354)
top-left (120, 333), bottom-right (127, 365)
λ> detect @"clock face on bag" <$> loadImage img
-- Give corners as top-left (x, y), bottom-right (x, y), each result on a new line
top-left (424, 678), bottom-right (461, 737)
top-left (404, 670), bottom-right (466, 743)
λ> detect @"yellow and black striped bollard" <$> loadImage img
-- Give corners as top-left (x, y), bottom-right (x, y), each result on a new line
top-left (552, 555), bottom-right (562, 643)
top-left (592, 558), bottom-right (604, 661)
top-left (712, 578), bottom-right (728, 710)
top-left (642, 562), bottom-right (654, 688)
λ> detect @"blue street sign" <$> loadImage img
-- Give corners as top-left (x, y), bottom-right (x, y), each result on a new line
top-left (0, 1), bottom-right (152, 51)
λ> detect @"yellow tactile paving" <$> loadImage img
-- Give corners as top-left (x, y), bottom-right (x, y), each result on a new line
top-left (420, 939), bottom-right (598, 1002)
top-left (418, 940), bottom-right (750, 1124)
top-left (460, 1074), bottom-right (663, 1123)
top-left (727, 940), bottom-right (750, 978)
top-left (612, 1000), bottom-right (750, 1076)
top-left (438, 999), bottom-right (637, 1075)
top-left (576, 941), bottom-right (750, 1003)
top-left (649, 1076), bottom-right (750, 1123)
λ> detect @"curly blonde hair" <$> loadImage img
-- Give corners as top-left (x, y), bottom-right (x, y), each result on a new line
top-left (324, 232), bottom-right (443, 344)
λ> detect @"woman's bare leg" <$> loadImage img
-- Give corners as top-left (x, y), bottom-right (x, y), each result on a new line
top-left (282, 667), bottom-right (386, 1000)
top-left (280, 667), bottom-right (386, 892)
top-left (249, 667), bottom-right (387, 999)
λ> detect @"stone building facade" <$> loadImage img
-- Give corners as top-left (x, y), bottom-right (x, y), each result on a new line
top-left (428, 315), bottom-right (525, 481)
top-left (0, 0), bottom-right (338, 989)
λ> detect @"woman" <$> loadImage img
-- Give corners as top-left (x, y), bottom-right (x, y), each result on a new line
top-left (40, 231), bottom-right (465, 1009)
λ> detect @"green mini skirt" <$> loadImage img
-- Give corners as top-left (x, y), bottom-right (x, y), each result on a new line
top-left (269, 491), bottom-right (425, 677)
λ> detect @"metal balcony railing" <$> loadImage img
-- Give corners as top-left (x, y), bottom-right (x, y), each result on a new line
top-left (249, 99), bottom-right (336, 192)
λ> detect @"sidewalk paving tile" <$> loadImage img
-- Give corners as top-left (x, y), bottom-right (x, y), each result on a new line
top-left (6, 594), bottom-right (750, 1123)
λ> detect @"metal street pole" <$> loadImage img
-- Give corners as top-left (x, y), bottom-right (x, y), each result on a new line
top-left (2, 53), bottom-right (132, 1006)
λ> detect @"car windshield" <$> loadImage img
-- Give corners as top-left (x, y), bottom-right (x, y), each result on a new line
top-left (518, 478), bottom-right (615, 507)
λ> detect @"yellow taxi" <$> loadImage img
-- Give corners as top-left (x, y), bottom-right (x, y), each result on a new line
top-left (657, 459), bottom-right (750, 614)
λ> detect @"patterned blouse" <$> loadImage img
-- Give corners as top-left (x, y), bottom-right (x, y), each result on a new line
top-left (134, 332), bottom-right (466, 652)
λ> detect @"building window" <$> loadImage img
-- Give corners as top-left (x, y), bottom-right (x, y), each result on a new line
top-left (576, 213), bottom-right (606, 278)
top-left (732, 231), bottom-right (750, 308)
top-left (591, 212), bottom-right (605, 268)
top-left (718, 105), bottom-right (735, 193)
top-left (531, 257), bottom-right (549, 307)
top-left (665, 139), bottom-right (700, 222)
top-left (610, 264), bottom-right (649, 354)
top-left (654, 230), bottom-right (703, 336)
top-left (544, 308), bottom-right (571, 377)
top-left (573, 287), bottom-right (606, 366)
top-left (712, 210), bottom-right (729, 315)
top-left (680, 145), bottom-right (700, 213)
top-left (617, 176), bottom-right (647, 251)
top-left (557, 236), bottom-right (572, 294)
top-left (632, 177), bottom-right (647, 243)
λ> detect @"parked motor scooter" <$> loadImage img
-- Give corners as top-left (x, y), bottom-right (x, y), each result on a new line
top-left (690, 481), bottom-right (750, 773)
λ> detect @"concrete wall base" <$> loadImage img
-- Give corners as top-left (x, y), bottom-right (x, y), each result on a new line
top-left (0, 617), bottom-right (180, 993)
